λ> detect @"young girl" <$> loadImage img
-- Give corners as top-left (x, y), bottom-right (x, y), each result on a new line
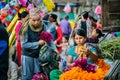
top-left (67, 29), bottom-right (98, 67)
top-left (57, 35), bottom-right (69, 71)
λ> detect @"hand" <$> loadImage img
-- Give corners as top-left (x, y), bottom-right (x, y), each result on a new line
top-left (39, 40), bottom-right (46, 46)
top-left (54, 40), bottom-right (57, 44)
top-left (81, 47), bottom-right (91, 55)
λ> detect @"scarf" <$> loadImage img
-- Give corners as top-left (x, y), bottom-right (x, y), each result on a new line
top-left (29, 21), bottom-right (42, 32)
top-left (20, 19), bottom-right (43, 40)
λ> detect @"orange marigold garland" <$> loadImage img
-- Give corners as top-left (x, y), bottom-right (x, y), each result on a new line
top-left (59, 58), bottom-right (110, 80)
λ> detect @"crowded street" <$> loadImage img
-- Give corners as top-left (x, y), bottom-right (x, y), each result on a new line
top-left (0, 0), bottom-right (120, 80)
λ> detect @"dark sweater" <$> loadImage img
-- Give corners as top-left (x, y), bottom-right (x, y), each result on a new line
top-left (0, 22), bottom-right (9, 79)
top-left (22, 26), bottom-right (42, 58)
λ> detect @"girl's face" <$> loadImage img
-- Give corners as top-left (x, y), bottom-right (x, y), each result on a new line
top-left (48, 16), bottom-right (55, 22)
top-left (30, 17), bottom-right (41, 27)
top-left (62, 37), bottom-right (68, 43)
top-left (74, 34), bottom-right (86, 45)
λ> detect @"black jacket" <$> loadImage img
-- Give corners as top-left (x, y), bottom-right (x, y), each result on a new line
top-left (0, 22), bottom-right (9, 79)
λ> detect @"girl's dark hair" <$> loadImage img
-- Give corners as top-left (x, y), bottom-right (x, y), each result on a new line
top-left (63, 35), bottom-right (69, 41)
top-left (18, 11), bottom-right (29, 20)
top-left (55, 21), bottom-right (59, 26)
top-left (73, 29), bottom-right (86, 38)
top-left (82, 11), bottom-right (89, 19)
top-left (96, 29), bottom-right (104, 38)
top-left (43, 14), bottom-right (49, 21)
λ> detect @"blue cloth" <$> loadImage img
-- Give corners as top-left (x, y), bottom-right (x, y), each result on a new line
top-left (22, 55), bottom-right (41, 80)
top-left (68, 46), bottom-right (97, 63)
top-left (46, 22), bottom-right (57, 41)
top-left (60, 19), bottom-right (72, 36)
top-left (60, 48), bottom-right (68, 70)
top-left (0, 40), bottom-right (7, 55)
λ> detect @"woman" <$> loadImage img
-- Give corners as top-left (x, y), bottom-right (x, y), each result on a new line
top-left (20, 7), bottom-right (58, 80)
top-left (54, 21), bottom-right (63, 53)
top-left (67, 29), bottom-right (98, 67)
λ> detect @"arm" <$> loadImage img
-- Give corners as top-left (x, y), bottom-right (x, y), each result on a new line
top-left (48, 40), bottom-right (59, 53)
top-left (66, 47), bottom-right (75, 67)
top-left (83, 46), bottom-right (98, 62)
top-left (89, 47), bottom-right (98, 62)
top-left (76, 19), bottom-right (81, 29)
top-left (89, 51), bottom-right (98, 62)
top-left (55, 27), bottom-right (62, 43)
top-left (21, 32), bottom-right (39, 49)
top-left (57, 43), bottom-right (68, 47)
top-left (66, 55), bottom-right (73, 67)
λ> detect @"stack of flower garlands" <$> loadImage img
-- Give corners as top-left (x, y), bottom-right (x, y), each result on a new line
top-left (59, 58), bottom-right (110, 80)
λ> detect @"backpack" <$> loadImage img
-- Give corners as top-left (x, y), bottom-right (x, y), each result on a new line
top-left (39, 44), bottom-right (59, 76)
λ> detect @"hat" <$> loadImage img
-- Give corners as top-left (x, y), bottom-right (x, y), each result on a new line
top-left (29, 8), bottom-right (40, 18)
top-left (49, 13), bottom-right (57, 20)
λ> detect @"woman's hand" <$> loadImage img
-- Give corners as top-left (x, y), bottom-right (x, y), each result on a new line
top-left (81, 46), bottom-right (91, 55)
top-left (38, 40), bottom-right (46, 46)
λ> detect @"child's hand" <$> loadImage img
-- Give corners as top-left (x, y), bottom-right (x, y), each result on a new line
top-left (39, 40), bottom-right (46, 45)
top-left (54, 40), bottom-right (57, 44)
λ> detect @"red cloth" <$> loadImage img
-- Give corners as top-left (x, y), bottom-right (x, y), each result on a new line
top-left (56, 26), bottom-right (63, 53)
top-left (97, 24), bottom-right (102, 31)
top-left (16, 41), bottom-right (22, 66)
top-left (15, 21), bottom-right (22, 66)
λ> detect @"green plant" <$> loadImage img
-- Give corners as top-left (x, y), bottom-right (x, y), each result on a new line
top-left (99, 37), bottom-right (120, 60)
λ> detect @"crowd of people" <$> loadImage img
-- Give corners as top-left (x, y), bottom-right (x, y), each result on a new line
top-left (0, 2), bottom-right (106, 80)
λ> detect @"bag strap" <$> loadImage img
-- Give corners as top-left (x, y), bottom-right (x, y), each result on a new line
top-left (40, 43), bottom-right (48, 56)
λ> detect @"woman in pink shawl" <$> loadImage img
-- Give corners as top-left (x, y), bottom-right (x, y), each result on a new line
top-left (15, 11), bottom-right (29, 66)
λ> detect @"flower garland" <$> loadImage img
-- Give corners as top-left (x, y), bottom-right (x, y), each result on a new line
top-left (63, 57), bottom-right (96, 73)
top-left (60, 58), bottom-right (110, 80)
top-left (32, 73), bottom-right (48, 80)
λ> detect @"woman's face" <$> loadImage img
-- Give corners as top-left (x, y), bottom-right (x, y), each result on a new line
top-left (48, 16), bottom-right (55, 22)
top-left (30, 17), bottom-right (41, 27)
top-left (74, 34), bottom-right (86, 45)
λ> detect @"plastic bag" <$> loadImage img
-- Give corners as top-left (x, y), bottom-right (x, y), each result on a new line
top-left (63, 3), bottom-right (71, 13)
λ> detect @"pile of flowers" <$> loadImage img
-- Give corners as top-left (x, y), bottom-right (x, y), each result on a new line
top-left (63, 57), bottom-right (96, 73)
top-left (32, 73), bottom-right (48, 80)
top-left (60, 58), bottom-right (110, 80)
top-left (38, 31), bottom-right (53, 44)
